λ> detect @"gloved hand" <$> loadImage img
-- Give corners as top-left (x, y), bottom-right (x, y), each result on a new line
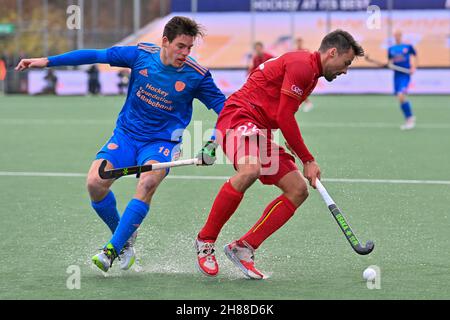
top-left (196, 140), bottom-right (218, 165)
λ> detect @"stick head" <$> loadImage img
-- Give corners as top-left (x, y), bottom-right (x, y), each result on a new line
top-left (354, 241), bottom-right (375, 255)
top-left (98, 160), bottom-right (113, 179)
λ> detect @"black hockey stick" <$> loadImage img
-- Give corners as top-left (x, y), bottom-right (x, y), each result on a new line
top-left (315, 179), bottom-right (374, 255)
top-left (285, 142), bottom-right (374, 255)
top-left (98, 158), bottom-right (199, 180)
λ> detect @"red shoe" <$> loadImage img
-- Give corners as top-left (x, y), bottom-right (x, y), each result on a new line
top-left (195, 238), bottom-right (219, 276)
top-left (224, 241), bottom-right (265, 279)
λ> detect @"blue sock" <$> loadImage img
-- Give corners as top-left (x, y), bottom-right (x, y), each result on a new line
top-left (401, 101), bottom-right (413, 119)
top-left (109, 199), bottom-right (149, 252)
top-left (91, 191), bottom-right (120, 233)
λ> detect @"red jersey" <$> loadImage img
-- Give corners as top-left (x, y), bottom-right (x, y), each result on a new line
top-left (226, 50), bottom-right (323, 163)
top-left (250, 52), bottom-right (274, 73)
top-left (230, 51), bottom-right (322, 129)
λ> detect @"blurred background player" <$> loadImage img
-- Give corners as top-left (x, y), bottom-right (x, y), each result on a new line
top-left (16, 16), bottom-right (225, 273)
top-left (248, 41), bottom-right (274, 74)
top-left (195, 30), bottom-right (364, 279)
top-left (117, 69), bottom-right (130, 95)
top-left (87, 64), bottom-right (101, 96)
top-left (296, 37), bottom-right (314, 112)
top-left (39, 69), bottom-right (58, 95)
top-left (389, 30), bottom-right (418, 130)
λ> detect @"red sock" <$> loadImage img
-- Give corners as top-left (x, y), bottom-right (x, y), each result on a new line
top-left (239, 195), bottom-right (296, 250)
top-left (198, 180), bottom-right (244, 241)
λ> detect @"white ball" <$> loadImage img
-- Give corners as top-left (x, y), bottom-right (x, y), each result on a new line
top-left (363, 267), bottom-right (377, 281)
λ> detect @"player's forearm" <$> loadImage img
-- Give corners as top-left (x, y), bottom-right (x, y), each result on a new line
top-left (277, 95), bottom-right (314, 163)
top-left (48, 49), bottom-right (109, 67)
top-left (280, 118), bottom-right (314, 164)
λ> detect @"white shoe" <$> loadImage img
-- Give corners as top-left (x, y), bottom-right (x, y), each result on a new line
top-left (224, 241), bottom-right (265, 280)
top-left (92, 243), bottom-right (117, 272)
top-left (119, 231), bottom-right (137, 270)
top-left (400, 116), bottom-right (416, 130)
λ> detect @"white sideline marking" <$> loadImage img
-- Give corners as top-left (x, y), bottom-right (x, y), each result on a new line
top-left (0, 119), bottom-right (113, 125)
top-left (300, 122), bottom-right (450, 129)
top-left (1, 119), bottom-right (450, 129)
top-left (0, 171), bottom-right (449, 185)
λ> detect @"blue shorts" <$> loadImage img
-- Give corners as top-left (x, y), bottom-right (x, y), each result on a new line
top-left (394, 74), bottom-right (411, 95)
top-left (95, 129), bottom-right (181, 173)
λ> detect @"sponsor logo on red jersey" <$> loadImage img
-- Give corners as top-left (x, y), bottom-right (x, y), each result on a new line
top-left (291, 85), bottom-right (303, 96)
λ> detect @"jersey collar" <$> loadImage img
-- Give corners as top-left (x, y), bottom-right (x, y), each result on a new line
top-left (313, 51), bottom-right (323, 78)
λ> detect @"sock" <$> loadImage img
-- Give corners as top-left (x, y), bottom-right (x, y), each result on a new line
top-left (91, 191), bottom-right (120, 233)
top-left (109, 199), bottom-right (149, 252)
top-left (239, 195), bottom-right (296, 250)
top-left (400, 101), bottom-right (413, 119)
top-left (198, 180), bottom-right (244, 241)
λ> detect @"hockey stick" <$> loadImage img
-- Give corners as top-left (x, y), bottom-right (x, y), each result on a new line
top-left (285, 143), bottom-right (374, 255)
top-left (365, 55), bottom-right (412, 74)
top-left (98, 158), bottom-right (200, 180)
top-left (315, 179), bottom-right (374, 255)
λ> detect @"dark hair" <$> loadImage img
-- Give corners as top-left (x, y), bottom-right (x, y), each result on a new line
top-left (163, 16), bottom-right (205, 42)
top-left (254, 41), bottom-right (264, 48)
top-left (319, 29), bottom-right (364, 56)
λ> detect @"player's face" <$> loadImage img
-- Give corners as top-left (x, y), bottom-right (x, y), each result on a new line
top-left (254, 44), bottom-right (264, 55)
top-left (323, 48), bottom-right (355, 82)
top-left (394, 31), bottom-right (402, 44)
top-left (162, 34), bottom-right (195, 68)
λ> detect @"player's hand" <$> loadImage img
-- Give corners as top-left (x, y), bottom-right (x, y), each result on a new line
top-left (196, 140), bottom-right (218, 166)
top-left (15, 58), bottom-right (49, 71)
top-left (303, 160), bottom-right (321, 189)
top-left (410, 66), bottom-right (416, 75)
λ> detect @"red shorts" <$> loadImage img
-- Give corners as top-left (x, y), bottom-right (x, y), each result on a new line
top-left (216, 104), bottom-right (298, 185)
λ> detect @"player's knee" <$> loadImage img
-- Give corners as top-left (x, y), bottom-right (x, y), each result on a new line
top-left (285, 181), bottom-right (309, 208)
top-left (137, 176), bottom-right (160, 197)
top-left (293, 187), bottom-right (309, 207)
top-left (86, 174), bottom-right (109, 200)
top-left (297, 185), bottom-right (309, 202)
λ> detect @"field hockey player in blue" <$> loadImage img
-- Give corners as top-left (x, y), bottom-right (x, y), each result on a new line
top-left (388, 30), bottom-right (418, 130)
top-left (16, 16), bottom-right (225, 272)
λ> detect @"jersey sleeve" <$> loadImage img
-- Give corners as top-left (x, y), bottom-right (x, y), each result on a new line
top-left (106, 46), bottom-right (139, 68)
top-left (194, 71), bottom-right (226, 115)
top-left (277, 93), bottom-right (314, 163)
top-left (280, 63), bottom-right (313, 102)
top-left (48, 49), bottom-right (109, 67)
top-left (409, 45), bottom-right (417, 56)
top-left (388, 47), bottom-right (393, 60)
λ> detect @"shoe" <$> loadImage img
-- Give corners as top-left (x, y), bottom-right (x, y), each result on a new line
top-left (92, 243), bottom-right (118, 272)
top-left (224, 241), bottom-right (265, 279)
top-left (400, 116), bottom-right (416, 130)
top-left (119, 231), bottom-right (137, 270)
top-left (195, 238), bottom-right (219, 276)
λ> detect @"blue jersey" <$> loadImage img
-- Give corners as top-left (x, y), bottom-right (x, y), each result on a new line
top-left (388, 44), bottom-right (416, 76)
top-left (105, 43), bottom-right (225, 142)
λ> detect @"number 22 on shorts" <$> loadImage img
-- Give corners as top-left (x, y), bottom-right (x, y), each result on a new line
top-left (237, 123), bottom-right (260, 136)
